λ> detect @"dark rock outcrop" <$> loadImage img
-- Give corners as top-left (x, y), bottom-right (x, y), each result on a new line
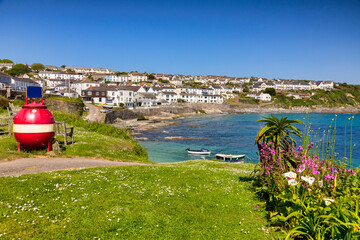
top-left (105, 109), bottom-right (140, 123)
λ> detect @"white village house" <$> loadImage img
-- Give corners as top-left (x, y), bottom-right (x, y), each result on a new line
top-left (247, 93), bottom-right (272, 101)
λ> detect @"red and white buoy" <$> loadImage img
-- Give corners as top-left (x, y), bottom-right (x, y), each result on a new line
top-left (13, 87), bottom-right (55, 152)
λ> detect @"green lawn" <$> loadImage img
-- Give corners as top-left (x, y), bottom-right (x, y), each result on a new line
top-left (0, 112), bottom-right (149, 163)
top-left (0, 127), bottom-right (149, 163)
top-left (0, 161), bottom-right (282, 239)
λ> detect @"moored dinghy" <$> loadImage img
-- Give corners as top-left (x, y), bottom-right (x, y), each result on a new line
top-left (186, 148), bottom-right (211, 155)
top-left (215, 154), bottom-right (245, 162)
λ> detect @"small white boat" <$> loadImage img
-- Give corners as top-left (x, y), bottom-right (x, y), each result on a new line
top-left (186, 148), bottom-right (211, 155)
top-left (215, 154), bottom-right (245, 162)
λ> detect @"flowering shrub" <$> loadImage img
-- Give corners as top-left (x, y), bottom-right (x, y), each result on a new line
top-left (256, 142), bottom-right (360, 239)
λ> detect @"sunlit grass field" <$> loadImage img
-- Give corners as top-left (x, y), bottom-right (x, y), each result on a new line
top-left (0, 161), bottom-right (282, 239)
top-left (0, 112), bottom-right (149, 163)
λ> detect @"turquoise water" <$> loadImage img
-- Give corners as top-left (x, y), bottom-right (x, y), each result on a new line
top-left (138, 113), bottom-right (360, 165)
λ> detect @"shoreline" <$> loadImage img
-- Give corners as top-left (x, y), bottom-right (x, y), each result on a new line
top-left (110, 104), bottom-right (360, 134)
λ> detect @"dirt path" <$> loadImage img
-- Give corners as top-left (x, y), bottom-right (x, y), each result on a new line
top-left (85, 103), bottom-right (104, 122)
top-left (0, 158), bottom-right (149, 177)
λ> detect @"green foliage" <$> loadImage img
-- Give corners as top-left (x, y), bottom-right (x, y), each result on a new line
top-left (60, 65), bottom-right (66, 68)
top-left (255, 115), bottom-right (304, 168)
top-left (255, 116), bottom-right (360, 239)
top-left (158, 79), bottom-right (170, 84)
top-left (137, 116), bottom-right (148, 121)
top-left (0, 59), bottom-right (13, 63)
top-left (197, 109), bottom-right (206, 114)
top-left (115, 71), bottom-right (128, 76)
top-left (12, 99), bottom-right (25, 107)
top-left (66, 69), bottom-right (75, 73)
top-left (0, 95), bottom-right (10, 109)
top-left (273, 84), bottom-right (360, 108)
top-left (183, 81), bottom-right (203, 88)
top-left (263, 88), bottom-right (276, 97)
top-left (30, 63), bottom-right (45, 72)
top-left (147, 74), bottom-right (155, 80)
top-left (5, 64), bottom-right (30, 76)
top-left (177, 99), bottom-right (186, 103)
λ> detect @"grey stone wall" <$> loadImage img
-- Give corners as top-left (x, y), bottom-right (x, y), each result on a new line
top-left (45, 99), bottom-right (83, 116)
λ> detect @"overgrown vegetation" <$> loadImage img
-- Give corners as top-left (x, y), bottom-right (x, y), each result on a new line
top-left (0, 161), bottom-right (281, 239)
top-left (274, 84), bottom-right (360, 108)
top-left (227, 84), bottom-right (360, 109)
top-left (254, 115), bottom-right (360, 239)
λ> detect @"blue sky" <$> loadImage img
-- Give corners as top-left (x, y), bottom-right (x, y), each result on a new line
top-left (0, 0), bottom-right (359, 83)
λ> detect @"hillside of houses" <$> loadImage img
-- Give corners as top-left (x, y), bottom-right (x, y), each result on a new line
top-left (3, 61), bottom-right (358, 109)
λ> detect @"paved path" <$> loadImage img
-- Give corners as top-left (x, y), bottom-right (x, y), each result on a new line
top-left (85, 103), bottom-right (104, 122)
top-left (0, 158), bottom-right (149, 177)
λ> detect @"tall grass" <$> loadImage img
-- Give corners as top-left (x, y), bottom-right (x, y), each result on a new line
top-left (302, 114), bottom-right (356, 168)
top-left (53, 112), bottom-right (131, 140)
top-left (349, 116), bottom-right (355, 167)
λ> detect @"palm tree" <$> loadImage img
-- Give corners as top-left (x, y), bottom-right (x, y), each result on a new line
top-left (255, 115), bottom-right (304, 156)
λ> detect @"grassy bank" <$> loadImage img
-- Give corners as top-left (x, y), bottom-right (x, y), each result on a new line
top-left (0, 161), bottom-right (281, 239)
top-left (0, 112), bottom-right (149, 163)
top-left (227, 84), bottom-right (360, 109)
top-left (273, 85), bottom-right (360, 109)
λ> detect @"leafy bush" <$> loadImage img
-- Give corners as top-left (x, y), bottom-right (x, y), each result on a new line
top-left (263, 88), bottom-right (276, 97)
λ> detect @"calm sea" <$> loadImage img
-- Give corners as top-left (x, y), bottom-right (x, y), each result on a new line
top-left (137, 113), bottom-right (360, 165)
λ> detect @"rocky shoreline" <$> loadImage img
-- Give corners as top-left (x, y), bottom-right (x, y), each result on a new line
top-left (107, 103), bottom-right (360, 134)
